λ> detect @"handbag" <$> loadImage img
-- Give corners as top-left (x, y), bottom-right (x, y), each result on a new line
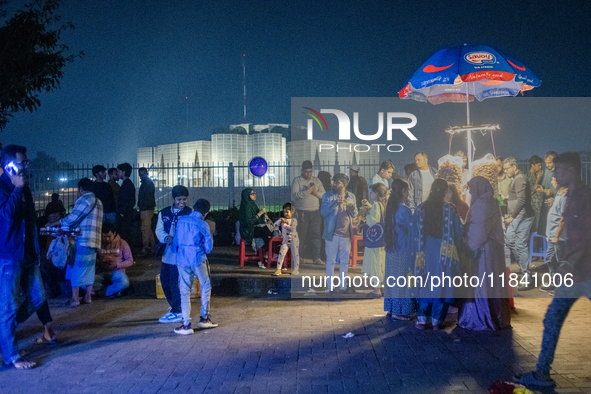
top-left (362, 202), bottom-right (386, 248)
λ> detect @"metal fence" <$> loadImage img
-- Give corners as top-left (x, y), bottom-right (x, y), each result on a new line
top-left (27, 159), bottom-right (591, 216)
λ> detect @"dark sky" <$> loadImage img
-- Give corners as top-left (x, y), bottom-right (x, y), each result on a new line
top-left (2, 0), bottom-right (591, 164)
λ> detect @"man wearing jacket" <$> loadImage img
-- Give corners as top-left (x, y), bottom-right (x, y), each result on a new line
top-left (321, 174), bottom-right (358, 293)
top-left (95, 222), bottom-right (134, 297)
top-left (503, 157), bottom-right (535, 290)
top-left (116, 163), bottom-right (136, 245)
top-left (173, 199), bottom-right (216, 335)
top-left (0, 145), bottom-right (48, 369)
top-left (138, 167), bottom-right (156, 256)
top-left (407, 152), bottom-right (438, 211)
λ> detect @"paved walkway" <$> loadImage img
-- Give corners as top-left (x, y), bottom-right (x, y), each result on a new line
top-left (3, 293), bottom-right (591, 393)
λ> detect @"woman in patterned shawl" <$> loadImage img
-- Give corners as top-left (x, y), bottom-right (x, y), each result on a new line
top-left (412, 178), bottom-right (464, 330)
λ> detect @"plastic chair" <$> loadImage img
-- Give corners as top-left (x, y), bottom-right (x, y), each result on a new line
top-left (528, 232), bottom-right (548, 264)
top-left (348, 235), bottom-right (364, 267)
top-left (267, 237), bottom-right (291, 269)
top-left (239, 238), bottom-right (265, 268)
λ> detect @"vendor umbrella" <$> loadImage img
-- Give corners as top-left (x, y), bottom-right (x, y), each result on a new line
top-left (399, 44), bottom-right (541, 174)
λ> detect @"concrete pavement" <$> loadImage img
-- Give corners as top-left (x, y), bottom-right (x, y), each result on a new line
top-left (3, 292), bottom-right (591, 394)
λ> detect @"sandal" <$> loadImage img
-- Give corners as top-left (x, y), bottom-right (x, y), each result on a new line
top-left (3, 357), bottom-right (36, 369)
top-left (63, 299), bottom-right (80, 308)
top-left (513, 371), bottom-right (556, 387)
top-left (35, 335), bottom-right (58, 345)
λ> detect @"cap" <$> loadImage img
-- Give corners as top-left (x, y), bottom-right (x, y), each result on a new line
top-left (349, 164), bottom-right (360, 172)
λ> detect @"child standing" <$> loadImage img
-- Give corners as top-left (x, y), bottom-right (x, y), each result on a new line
top-left (174, 199), bottom-right (217, 335)
top-left (361, 183), bottom-right (388, 298)
top-left (272, 202), bottom-right (300, 276)
top-left (155, 185), bottom-right (192, 323)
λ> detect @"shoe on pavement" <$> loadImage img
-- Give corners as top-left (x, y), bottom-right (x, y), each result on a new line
top-left (513, 371), bottom-right (556, 387)
top-left (314, 259), bottom-right (325, 265)
top-left (272, 269), bottom-right (282, 276)
top-left (159, 311), bottom-right (182, 323)
top-left (540, 284), bottom-right (556, 292)
top-left (174, 323), bottom-right (194, 335)
top-left (291, 269), bottom-right (300, 275)
top-left (199, 316), bottom-right (218, 329)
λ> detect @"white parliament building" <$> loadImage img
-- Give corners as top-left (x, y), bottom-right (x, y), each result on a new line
top-left (137, 123), bottom-right (376, 188)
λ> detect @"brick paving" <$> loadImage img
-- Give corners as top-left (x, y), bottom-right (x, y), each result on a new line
top-left (2, 291), bottom-right (591, 394)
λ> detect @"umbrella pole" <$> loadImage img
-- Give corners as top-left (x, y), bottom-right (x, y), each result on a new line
top-left (466, 88), bottom-right (472, 179)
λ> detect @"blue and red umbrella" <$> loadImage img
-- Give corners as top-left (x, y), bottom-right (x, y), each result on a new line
top-left (399, 44), bottom-right (541, 105)
top-left (399, 44), bottom-right (541, 176)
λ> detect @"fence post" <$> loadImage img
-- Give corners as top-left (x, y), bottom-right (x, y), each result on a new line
top-left (228, 162), bottom-right (235, 208)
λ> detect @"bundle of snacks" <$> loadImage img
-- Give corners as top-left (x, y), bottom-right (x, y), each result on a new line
top-left (472, 153), bottom-right (498, 195)
top-left (437, 154), bottom-right (463, 195)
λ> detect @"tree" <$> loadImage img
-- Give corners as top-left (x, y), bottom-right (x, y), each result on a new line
top-left (0, 0), bottom-right (83, 136)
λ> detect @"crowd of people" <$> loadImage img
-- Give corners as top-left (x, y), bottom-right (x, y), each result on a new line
top-left (2, 143), bottom-right (590, 388)
top-left (240, 151), bottom-right (590, 388)
top-left (0, 145), bottom-right (217, 369)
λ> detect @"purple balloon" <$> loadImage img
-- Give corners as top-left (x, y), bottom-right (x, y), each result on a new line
top-left (249, 157), bottom-right (267, 177)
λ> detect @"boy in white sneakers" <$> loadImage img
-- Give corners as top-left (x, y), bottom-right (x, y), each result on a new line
top-left (173, 199), bottom-right (217, 335)
top-left (272, 202), bottom-right (300, 276)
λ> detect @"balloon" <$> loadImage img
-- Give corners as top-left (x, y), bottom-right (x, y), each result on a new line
top-left (249, 157), bottom-right (267, 177)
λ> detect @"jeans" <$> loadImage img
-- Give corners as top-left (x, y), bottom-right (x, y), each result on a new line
top-left (0, 258), bottom-right (45, 364)
top-left (536, 279), bottom-right (591, 376)
top-left (545, 240), bottom-right (565, 276)
top-left (298, 210), bottom-right (322, 261)
top-left (160, 263), bottom-right (181, 313)
top-left (95, 271), bottom-right (130, 296)
top-left (505, 216), bottom-right (534, 275)
top-left (140, 210), bottom-right (155, 254)
top-left (325, 235), bottom-right (351, 291)
top-left (178, 261), bottom-right (212, 325)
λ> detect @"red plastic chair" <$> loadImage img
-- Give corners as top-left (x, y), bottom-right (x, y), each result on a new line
top-left (239, 238), bottom-right (265, 268)
top-left (267, 237), bottom-right (291, 269)
top-left (348, 235), bottom-right (364, 267)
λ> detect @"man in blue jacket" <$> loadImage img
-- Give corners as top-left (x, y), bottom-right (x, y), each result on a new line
top-left (173, 199), bottom-right (216, 335)
top-left (321, 174), bottom-right (358, 294)
top-left (0, 145), bottom-right (50, 369)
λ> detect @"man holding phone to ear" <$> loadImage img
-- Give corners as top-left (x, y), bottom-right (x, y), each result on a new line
top-left (0, 145), bottom-right (52, 369)
top-left (291, 160), bottom-right (325, 265)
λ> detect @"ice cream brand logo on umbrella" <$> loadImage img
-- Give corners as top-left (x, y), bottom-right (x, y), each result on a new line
top-left (464, 52), bottom-right (496, 64)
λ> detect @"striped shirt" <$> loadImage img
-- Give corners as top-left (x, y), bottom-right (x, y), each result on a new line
top-left (61, 192), bottom-right (104, 248)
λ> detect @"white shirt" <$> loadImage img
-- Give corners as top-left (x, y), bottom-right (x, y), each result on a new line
top-left (421, 169), bottom-right (435, 202)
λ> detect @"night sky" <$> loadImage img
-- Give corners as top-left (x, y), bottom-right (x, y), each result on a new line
top-left (2, 0), bottom-right (591, 164)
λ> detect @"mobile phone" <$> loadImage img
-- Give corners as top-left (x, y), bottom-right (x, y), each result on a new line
top-left (309, 183), bottom-right (314, 187)
top-left (4, 161), bottom-right (20, 177)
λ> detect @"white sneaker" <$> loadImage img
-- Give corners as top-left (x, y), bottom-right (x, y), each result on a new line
top-left (198, 316), bottom-right (218, 329)
top-left (159, 311), bottom-right (182, 323)
top-left (174, 323), bottom-right (194, 335)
